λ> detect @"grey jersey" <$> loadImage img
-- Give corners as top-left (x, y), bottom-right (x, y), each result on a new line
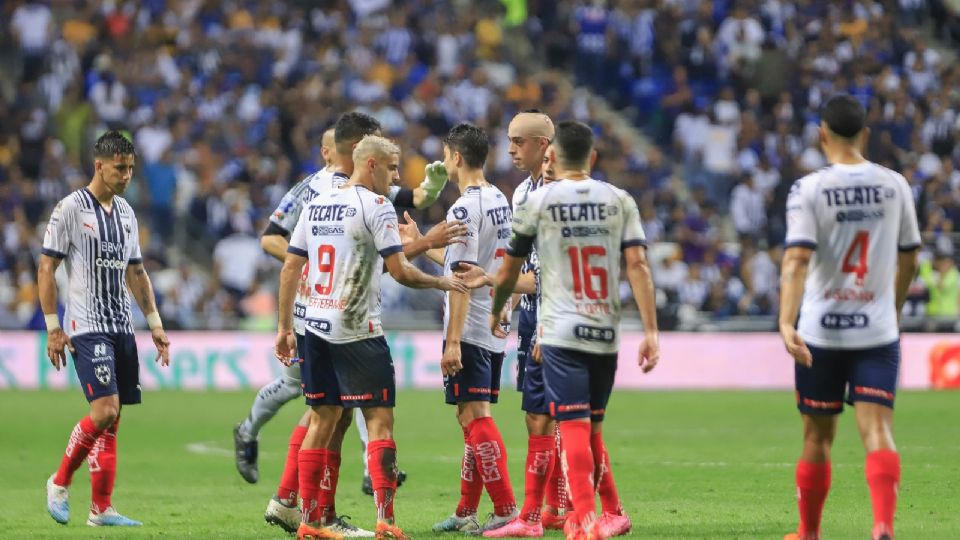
top-left (42, 189), bottom-right (142, 336)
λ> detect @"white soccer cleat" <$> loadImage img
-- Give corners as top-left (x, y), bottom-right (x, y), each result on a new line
top-left (265, 495), bottom-right (301, 533)
top-left (86, 506), bottom-right (142, 526)
top-left (433, 513), bottom-right (482, 533)
top-left (472, 510), bottom-right (520, 536)
top-left (328, 515), bottom-right (375, 537)
top-left (46, 474), bottom-right (69, 524)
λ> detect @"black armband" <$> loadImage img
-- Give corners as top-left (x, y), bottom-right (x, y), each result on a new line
top-left (262, 221), bottom-right (291, 238)
top-left (506, 232), bottom-right (536, 258)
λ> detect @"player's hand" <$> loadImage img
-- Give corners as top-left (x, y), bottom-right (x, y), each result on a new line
top-left (398, 211), bottom-right (424, 244)
top-left (152, 327), bottom-right (171, 367)
top-left (275, 330), bottom-right (298, 366)
top-left (455, 262), bottom-right (492, 289)
top-left (423, 217), bottom-right (467, 248)
top-left (437, 275), bottom-right (469, 293)
top-left (531, 341), bottom-right (542, 363)
top-left (441, 341), bottom-right (463, 377)
top-left (638, 332), bottom-right (660, 373)
top-left (493, 304), bottom-right (510, 338)
top-left (46, 328), bottom-right (74, 371)
top-left (780, 324), bottom-right (812, 367)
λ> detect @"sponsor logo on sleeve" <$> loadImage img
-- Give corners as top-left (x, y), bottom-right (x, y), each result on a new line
top-left (453, 207), bottom-right (468, 220)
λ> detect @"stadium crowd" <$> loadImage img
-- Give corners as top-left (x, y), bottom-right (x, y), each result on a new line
top-left (1, 0), bottom-right (959, 330)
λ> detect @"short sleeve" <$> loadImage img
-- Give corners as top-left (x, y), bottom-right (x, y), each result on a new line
top-left (270, 186), bottom-right (306, 234)
top-left (784, 178), bottom-right (818, 250)
top-left (369, 197), bottom-right (403, 257)
top-left (287, 207), bottom-right (309, 258)
top-left (897, 177), bottom-right (921, 251)
top-left (445, 199), bottom-right (480, 270)
top-left (507, 188), bottom-right (541, 258)
top-left (620, 193), bottom-right (647, 250)
top-left (128, 215), bottom-right (143, 264)
top-left (42, 199), bottom-right (72, 259)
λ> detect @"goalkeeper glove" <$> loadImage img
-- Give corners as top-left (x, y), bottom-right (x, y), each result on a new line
top-left (418, 161), bottom-right (448, 206)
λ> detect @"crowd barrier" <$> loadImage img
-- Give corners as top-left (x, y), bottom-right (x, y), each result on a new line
top-left (0, 332), bottom-right (957, 390)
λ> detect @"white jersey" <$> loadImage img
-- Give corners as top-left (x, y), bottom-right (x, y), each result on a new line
top-left (512, 176), bottom-right (542, 314)
top-left (41, 189), bottom-right (142, 336)
top-left (443, 185), bottom-right (512, 353)
top-left (510, 178), bottom-right (646, 355)
top-left (288, 185), bottom-right (403, 343)
top-left (785, 162), bottom-right (921, 349)
top-left (270, 168), bottom-right (348, 335)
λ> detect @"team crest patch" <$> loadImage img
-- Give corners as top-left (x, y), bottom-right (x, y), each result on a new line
top-left (376, 196), bottom-right (386, 205)
top-left (95, 364), bottom-right (112, 386)
top-left (453, 207), bottom-right (468, 220)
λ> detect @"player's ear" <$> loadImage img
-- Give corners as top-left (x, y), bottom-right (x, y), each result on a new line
top-left (589, 148), bottom-right (598, 169)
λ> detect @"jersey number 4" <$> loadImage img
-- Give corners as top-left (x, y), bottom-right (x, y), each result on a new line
top-left (315, 244), bottom-right (335, 295)
top-left (842, 231), bottom-right (869, 286)
top-left (568, 246), bottom-right (609, 300)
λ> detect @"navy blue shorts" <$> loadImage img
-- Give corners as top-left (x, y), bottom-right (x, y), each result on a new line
top-left (796, 340), bottom-right (900, 415)
top-left (443, 341), bottom-right (504, 405)
top-left (516, 309), bottom-right (537, 390)
top-left (541, 345), bottom-right (617, 422)
top-left (302, 331), bottom-right (396, 408)
top-left (71, 332), bottom-right (141, 405)
top-left (521, 354), bottom-right (550, 415)
top-left (296, 332), bottom-right (305, 363)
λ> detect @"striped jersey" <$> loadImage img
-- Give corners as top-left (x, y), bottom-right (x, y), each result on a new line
top-left (785, 162), bottom-right (921, 349)
top-left (288, 186), bottom-right (403, 343)
top-left (41, 188), bottom-right (142, 336)
top-left (443, 185), bottom-right (513, 353)
top-left (509, 178), bottom-right (647, 355)
top-left (512, 175), bottom-right (542, 314)
top-left (270, 168), bottom-right (348, 335)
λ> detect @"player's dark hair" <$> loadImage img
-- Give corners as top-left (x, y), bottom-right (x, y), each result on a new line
top-left (821, 94), bottom-right (866, 139)
top-left (93, 131), bottom-right (136, 158)
top-left (443, 122), bottom-right (489, 169)
top-left (553, 120), bottom-right (594, 166)
top-left (520, 108), bottom-right (543, 114)
top-left (335, 112), bottom-right (382, 153)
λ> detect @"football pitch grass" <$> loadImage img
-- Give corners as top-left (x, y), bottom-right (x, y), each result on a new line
top-left (1, 390), bottom-right (957, 539)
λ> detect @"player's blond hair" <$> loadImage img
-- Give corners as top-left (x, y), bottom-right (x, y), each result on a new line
top-left (353, 135), bottom-right (400, 165)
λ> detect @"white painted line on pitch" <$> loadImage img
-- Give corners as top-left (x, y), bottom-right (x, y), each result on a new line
top-left (186, 441), bottom-right (235, 457)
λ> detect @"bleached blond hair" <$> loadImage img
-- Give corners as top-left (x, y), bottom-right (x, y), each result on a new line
top-left (352, 135), bottom-right (400, 165)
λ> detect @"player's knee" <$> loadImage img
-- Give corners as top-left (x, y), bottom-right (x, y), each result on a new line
top-left (525, 412), bottom-right (552, 436)
top-left (364, 413), bottom-right (393, 441)
top-left (91, 404), bottom-right (119, 430)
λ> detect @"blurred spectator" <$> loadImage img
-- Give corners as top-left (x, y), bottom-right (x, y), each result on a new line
top-left (918, 248), bottom-right (960, 318)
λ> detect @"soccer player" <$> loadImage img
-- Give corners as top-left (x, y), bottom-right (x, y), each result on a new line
top-left (427, 123), bottom-right (519, 534)
top-left (276, 135), bottom-right (466, 540)
top-left (491, 121), bottom-right (660, 540)
top-left (779, 94), bottom-right (920, 540)
top-left (251, 115), bottom-right (460, 535)
top-left (41, 131), bottom-right (171, 527)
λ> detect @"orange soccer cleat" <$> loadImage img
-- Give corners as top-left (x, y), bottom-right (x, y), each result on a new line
top-left (375, 521), bottom-right (411, 540)
top-left (298, 522), bottom-right (345, 540)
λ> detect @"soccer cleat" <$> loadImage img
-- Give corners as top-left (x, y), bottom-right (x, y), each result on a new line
top-left (265, 495), bottom-right (300, 533)
top-left (375, 521), bottom-right (410, 540)
top-left (597, 512), bottom-right (631, 537)
top-left (233, 423), bottom-right (259, 483)
top-left (86, 506), bottom-right (143, 526)
top-left (432, 513), bottom-right (481, 533)
top-left (46, 474), bottom-right (69, 524)
top-left (872, 523), bottom-right (893, 540)
top-left (541, 508), bottom-right (566, 530)
top-left (329, 515), bottom-right (375, 537)
top-left (481, 517), bottom-right (544, 538)
top-left (783, 533), bottom-right (819, 540)
top-left (584, 520), bottom-right (606, 540)
top-left (298, 522), bottom-right (345, 540)
top-left (472, 510), bottom-right (520, 535)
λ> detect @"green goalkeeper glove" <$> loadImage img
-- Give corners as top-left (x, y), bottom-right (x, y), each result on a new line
top-left (418, 161), bottom-right (448, 206)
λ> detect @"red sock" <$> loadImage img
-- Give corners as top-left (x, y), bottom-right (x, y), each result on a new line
top-left (558, 420), bottom-right (596, 526)
top-left (323, 451), bottom-right (341, 522)
top-left (469, 417), bottom-right (517, 516)
top-left (298, 448), bottom-right (329, 525)
top-left (277, 425), bottom-right (308, 504)
top-left (545, 428), bottom-right (568, 513)
top-left (89, 416), bottom-right (119, 513)
top-left (456, 425), bottom-right (483, 517)
top-left (519, 435), bottom-right (555, 523)
top-left (54, 416), bottom-right (104, 487)
top-left (591, 431), bottom-right (622, 515)
top-left (796, 460), bottom-right (831, 537)
top-left (866, 450), bottom-right (900, 536)
top-left (368, 439), bottom-right (398, 522)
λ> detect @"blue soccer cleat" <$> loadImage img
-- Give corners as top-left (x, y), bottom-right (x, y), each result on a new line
top-left (86, 506), bottom-right (143, 527)
top-left (46, 474), bottom-right (69, 524)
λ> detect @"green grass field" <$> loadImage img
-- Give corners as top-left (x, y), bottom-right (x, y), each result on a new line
top-left (1, 390), bottom-right (957, 539)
